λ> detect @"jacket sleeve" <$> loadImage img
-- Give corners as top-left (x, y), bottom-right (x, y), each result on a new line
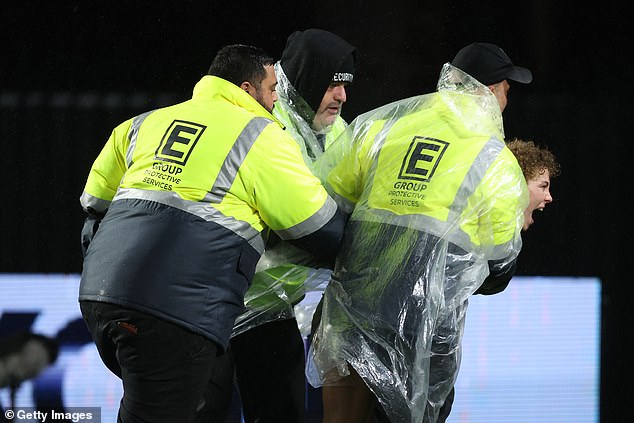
top-left (79, 119), bottom-right (132, 214)
top-left (474, 257), bottom-right (518, 295)
top-left (80, 210), bottom-right (103, 258)
top-left (248, 124), bottom-right (346, 259)
top-left (288, 206), bottom-right (348, 267)
top-left (474, 146), bottom-right (527, 295)
top-left (79, 119), bottom-right (132, 255)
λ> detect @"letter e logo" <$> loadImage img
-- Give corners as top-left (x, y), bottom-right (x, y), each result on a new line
top-left (155, 120), bottom-right (206, 165)
top-left (398, 136), bottom-right (448, 182)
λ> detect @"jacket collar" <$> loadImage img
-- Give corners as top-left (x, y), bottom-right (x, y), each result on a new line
top-left (192, 75), bottom-right (283, 127)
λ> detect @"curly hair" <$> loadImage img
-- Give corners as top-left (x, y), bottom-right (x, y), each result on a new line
top-left (506, 138), bottom-right (561, 181)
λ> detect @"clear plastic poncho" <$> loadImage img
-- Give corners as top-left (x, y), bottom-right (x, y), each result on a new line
top-left (305, 64), bottom-right (528, 422)
top-left (272, 61), bottom-right (332, 164)
top-left (231, 61), bottom-right (344, 338)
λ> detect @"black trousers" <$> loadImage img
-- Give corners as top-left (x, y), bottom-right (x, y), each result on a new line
top-left (80, 301), bottom-right (233, 423)
top-left (231, 317), bottom-right (306, 423)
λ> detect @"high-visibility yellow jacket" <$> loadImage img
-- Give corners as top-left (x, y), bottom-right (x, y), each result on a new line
top-left (308, 64), bottom-right (528, 422)
top-left (327, 92), bottom-right (525, 254)
top-left (79, 75), bottom-right (339, 349)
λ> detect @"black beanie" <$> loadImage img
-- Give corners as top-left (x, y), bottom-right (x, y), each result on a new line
top-left (280, 29), bottom-right (356, 112)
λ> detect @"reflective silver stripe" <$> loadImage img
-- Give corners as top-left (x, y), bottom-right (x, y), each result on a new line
top-left (333, 192), bottom-right (356, 214)
top-left (204, 117), bottom-right (273, 203)
top-left (275, 196), bottom-right (338, 240)
top-left (490, 239), bottom-right (520, 260)
top-left (447, 136), bottom-right (504, 223)
top-left (79, 191), bottom-right (111, 214)
top-left (126, 111), bottom-right (155, 167)
top-left (363, 117), bottom-right (398, 190)
top-left (356, 209), bottom-right (473, 251)
top-left (113, 188), bottom-right (265, 253)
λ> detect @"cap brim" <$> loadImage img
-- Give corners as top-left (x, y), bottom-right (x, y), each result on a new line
top-left (508, 66), bottom-right (532, 84)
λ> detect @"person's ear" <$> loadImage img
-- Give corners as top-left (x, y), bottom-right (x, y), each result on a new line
top-left (240, 81), bottom-right (251, 94)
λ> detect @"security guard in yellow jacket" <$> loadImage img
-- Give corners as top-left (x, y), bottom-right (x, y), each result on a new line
top-left (78, 44), bottom-right (345, 423)
top-left (307, 44), bottom-right (531, 423)
top-left (226, 29), bottom-right (356, 423)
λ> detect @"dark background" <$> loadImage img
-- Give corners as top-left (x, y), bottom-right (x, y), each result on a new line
top-left (1, 1), bottom-right (629, 421)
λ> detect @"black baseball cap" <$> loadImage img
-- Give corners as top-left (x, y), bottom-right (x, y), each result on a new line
top-left (451, 43), bottom-right (532, 85)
